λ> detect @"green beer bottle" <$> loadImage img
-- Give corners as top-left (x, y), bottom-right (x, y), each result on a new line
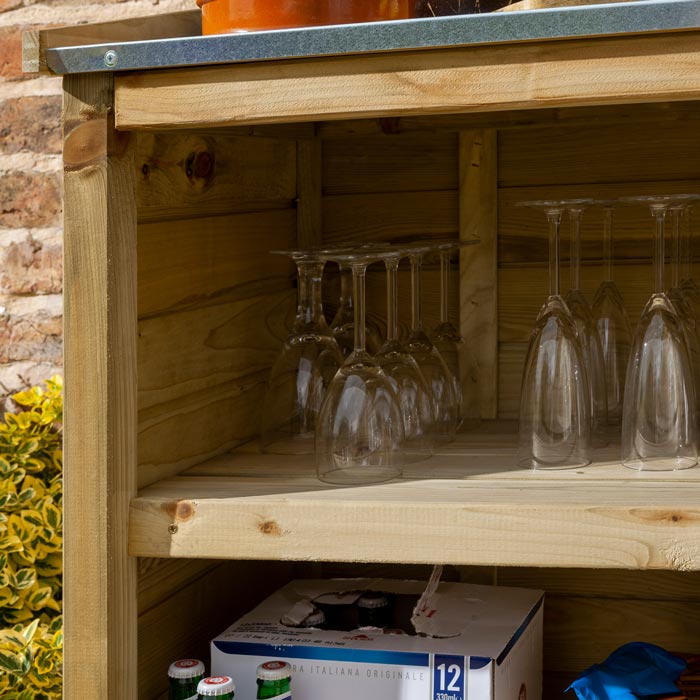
top-left (256, 661), bottom-right (292, 700)
top-left (197, 675), bottom-right (236, 699)
top-left (169, 659), bottom-right (205, 700)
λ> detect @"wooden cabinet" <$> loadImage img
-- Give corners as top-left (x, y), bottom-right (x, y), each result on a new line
top-left (24, 13), bottom-right (700, 699)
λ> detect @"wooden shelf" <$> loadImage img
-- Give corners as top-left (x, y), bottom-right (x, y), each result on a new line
top-left (130, 422), bottom-right (700, 570)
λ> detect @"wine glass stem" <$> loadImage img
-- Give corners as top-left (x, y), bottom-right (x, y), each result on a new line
top-left (672, 208), bottom-right (682, 290)
top-left (547, 211), bottom-right (562, 298)
top-left (296, 260), bottom-right (326, 326)
top-left (653, 207), bottom-right (667, 295)
top-left (385, 259), bottom-right (399, 342)
top-left (681, 207), bottom-right (692, 282)
top-left (440, 250), bottom-right (450, 325)
top-left (410, 255), bottom-right (424, 331)
top-left (603, 207), bottom-right (614, 282)
top-left (569, 209), bottom-right (582, 291)
top-left (352, 264), bottom-right (367, 354)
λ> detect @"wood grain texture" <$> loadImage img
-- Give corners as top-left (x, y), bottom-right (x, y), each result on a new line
top-left (497, 567), bottom-right (700, 601)
top-left (499, 121), bottom-right (700, 188)
top-left (23, 10), bottom-right (200, 74)
top-left (63, 74), bottom-right (138, 700)
top-left (138, 287), bottom-right (293, 411)
top-left (115, 31), bottom-right (700, 130)
top-left (137, 370), bottom-right (271, 489)
top-left (129, 423), bottom-right (700, 568)
top-left (543, 597), bottom-right (700, 672)
top-left (323, 190), bottom-right (457, 244)
top-left (460, 130), bottom-right (498, 418)
top-left (138, 557), bottom-right (219, 615)
top-left (318, 102), bottom-right (700, 140)
top-left (322, 132), bottom-right (457, 195)
top-left (137, 209), bottom-right (296, 317)
top-left (136, 132), bottom-right (296, 222)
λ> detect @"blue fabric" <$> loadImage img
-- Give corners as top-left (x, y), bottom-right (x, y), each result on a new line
top-left (567, 643), bottom-right (687, 700)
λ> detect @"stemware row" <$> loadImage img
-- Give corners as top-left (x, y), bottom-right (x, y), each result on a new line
top-left (518, 194), bottom-right (700, 472)
top-left (262, 240), bottom-right (477, 484)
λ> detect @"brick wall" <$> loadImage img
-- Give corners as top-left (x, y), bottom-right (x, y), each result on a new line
top-left (0, 0), bottom-right (191, 408)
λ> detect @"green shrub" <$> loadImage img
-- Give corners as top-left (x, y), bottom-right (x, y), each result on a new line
top-left (0, 376), bottom-right (63, 700)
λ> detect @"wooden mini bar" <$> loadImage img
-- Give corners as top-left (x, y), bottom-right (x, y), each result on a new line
top-left (24, 12), bottom-right (700, 700)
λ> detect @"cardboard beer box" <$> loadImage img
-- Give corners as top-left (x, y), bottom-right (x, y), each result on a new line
top-left (211, 578), bottom-right (543, 700)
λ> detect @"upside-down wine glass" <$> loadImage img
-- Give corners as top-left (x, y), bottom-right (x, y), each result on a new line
top-left (404, 243), bottom-right (459, 444)
top-left (565, 200), bottom-right (608, 444)
top-left (431, 241), bottom-right (481, 430)
top-left (316, 249), bottom-right (405, 484)
top-left (620, 195), bottom-right (698, 471)
top-left (592, 201), bottom-right (632, 428)
top-left (375, 248), bottom-right (434, 462)
top-left (516, 201), bottom-right (591, 470)
top-left (668, 197), bottom-right (700, 418)
top-left (261, 250), bottom-right (343, 454)
top-left (680, 202), bottom-right (700, 316)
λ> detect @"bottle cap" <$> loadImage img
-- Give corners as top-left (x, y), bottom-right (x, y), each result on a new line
top-left (168, 659), bottom-right (205, 679)
top-left (301, 609), bottom-right (326, 627)
top-left (257, 661), bottom-right (292, 681)
top-left (197, 676), bottom-right (236, 696)
top-left (357, 592), bottom-right (389, 609)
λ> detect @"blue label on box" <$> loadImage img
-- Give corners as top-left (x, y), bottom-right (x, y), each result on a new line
top-left (433, 655), bottom-right (466, 700)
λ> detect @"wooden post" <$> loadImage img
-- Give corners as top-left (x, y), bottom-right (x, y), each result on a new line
top-left (459, 130), bottom-right (498, 419)
top-left (296, 135), bottom-right (323, 249)
top-left (62, 74), bottom-right (138, 699)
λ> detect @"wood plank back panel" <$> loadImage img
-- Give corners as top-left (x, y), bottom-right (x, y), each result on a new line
top-left (136, 131), bottom-right (298, 484)
top-left (322, 132), bottom-right (457, 195)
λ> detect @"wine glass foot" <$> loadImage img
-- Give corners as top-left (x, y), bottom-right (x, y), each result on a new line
top-left (622, 456), bottom-right (697, 472)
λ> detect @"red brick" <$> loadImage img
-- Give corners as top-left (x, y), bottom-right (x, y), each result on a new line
top-left (0, 237), bottom-right (62, 295)
top-left (0, 26), bottom-right (24, 80)
top-left (0, 96), bottom-right (62, 155)
top-left (0, 171), bottom-right (61, 228)
top-left (0, 312), bottom-right (62, 364)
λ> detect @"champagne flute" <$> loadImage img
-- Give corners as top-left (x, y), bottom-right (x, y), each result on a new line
top-left (620, 195), bottom-right (698, 471)
top-left (516, 201), bottom-right (591, 469)
top-left (591, 201), bottom-right (632, 428)
top-left (564, 200), bottom-right (608, 444)
top-left (432, 241), bottom-right (481, 431)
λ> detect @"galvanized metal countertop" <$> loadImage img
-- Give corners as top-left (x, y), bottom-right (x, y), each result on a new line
top-left (46, 0), bottom-right (700, 74)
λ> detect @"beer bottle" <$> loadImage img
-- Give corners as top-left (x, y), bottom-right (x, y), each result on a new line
top-left (357, 592), bottom-right (390, 628)
top-left (256, 661), bottom-right (292, 700)
top-left (197, 676), bottom-right (236, 699)
top-left (168, 659), bottom-right (205, 700)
